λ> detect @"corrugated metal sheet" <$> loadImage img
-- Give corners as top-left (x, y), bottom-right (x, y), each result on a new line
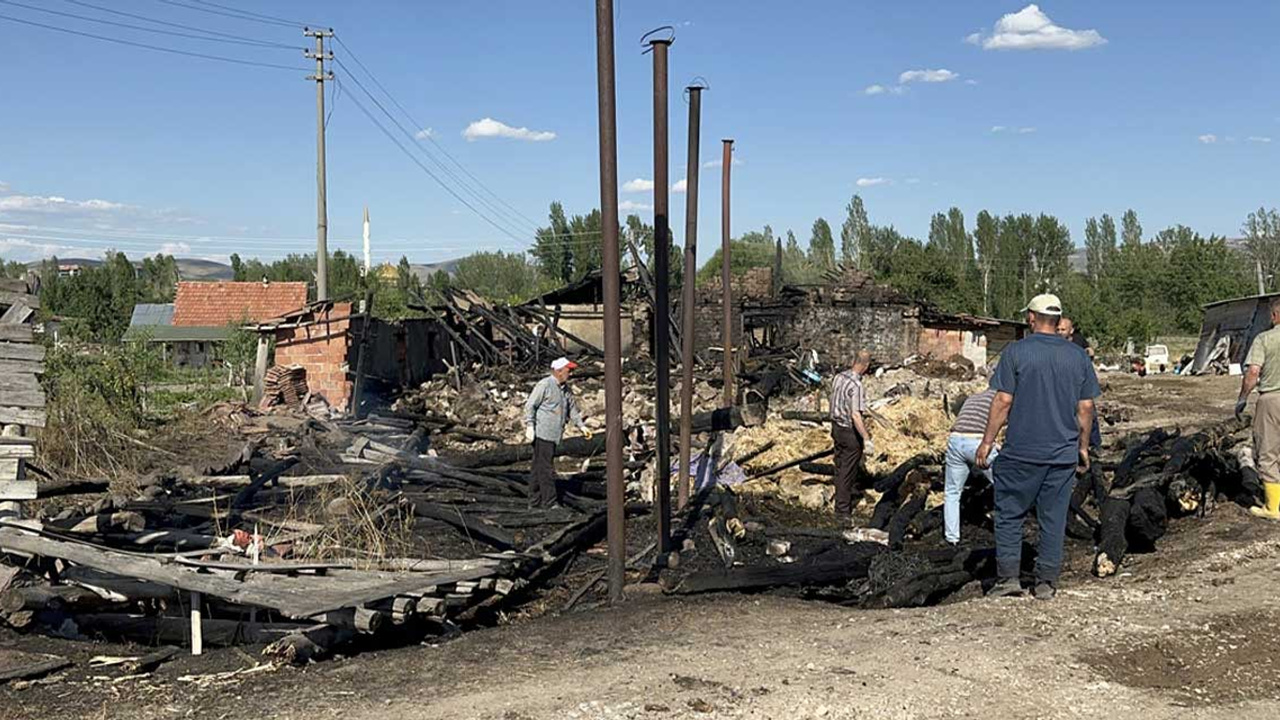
top-left (128, 303), bottom-right (174, 328)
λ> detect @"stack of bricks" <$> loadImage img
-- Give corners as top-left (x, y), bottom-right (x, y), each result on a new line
top-left (258, 365), bottom-right (309, 409)
top-left (272, 302), bottom-right (354, 410)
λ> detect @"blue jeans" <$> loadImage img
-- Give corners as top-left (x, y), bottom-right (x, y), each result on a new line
top-left (944, 434), bottom-right (995, 543)
top-left (992, 455), bottom-right (1077, 584)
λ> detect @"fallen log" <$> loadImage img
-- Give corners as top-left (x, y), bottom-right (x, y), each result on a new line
top-left (35, 477), bottom-right (110, 498)
top-left (669, 542), bottom-right (884, 594)
top-left (2, 585), bottom-right (124, 614)
top-left (263, 623), bottom-right (356, 664)
top-left (72, 613), bottom-right (301, 648)
top-left (747, 448), bottom-right (833, 480)
top-left (799, 462), bottom-right (834, 476)
top-left (412, 502), bottom-right (517, 550)
top-left (444, 434), bottom-right (606, 469)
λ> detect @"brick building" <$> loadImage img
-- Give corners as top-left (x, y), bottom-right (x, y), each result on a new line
top-left (123, 280), bottom-right (307, 367)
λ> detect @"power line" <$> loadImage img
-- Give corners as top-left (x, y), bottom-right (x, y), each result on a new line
top-left (0, 12), bottom-right (309, 71)
top-left (335, 61), bottom-right (535, 244)
top-left (61, 0), bottom-right (298, 48)
top-left (332, 56), bottom-right (537, 239)
top-left (191, 0), bottom-right (319, 28)
top-left (150, 0), bottom-right (306, 29)
top-left (331, 34), bottom-right (540, 230)
top-left (0, 0), bottom-right (297, 49)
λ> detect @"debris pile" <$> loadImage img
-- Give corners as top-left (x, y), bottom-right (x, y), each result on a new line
top-left (0, 407), bottom-right (614, 663)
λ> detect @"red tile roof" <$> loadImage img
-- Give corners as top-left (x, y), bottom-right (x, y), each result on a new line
top-left (171, 281), bottom-right (308, 327)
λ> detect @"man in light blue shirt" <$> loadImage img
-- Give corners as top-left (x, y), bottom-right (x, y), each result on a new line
top-left (524, 357), bottom-right (591, 507)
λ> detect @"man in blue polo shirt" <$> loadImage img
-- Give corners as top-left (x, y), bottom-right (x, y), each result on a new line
top-left (976, 293), bottom-right (1099, 601)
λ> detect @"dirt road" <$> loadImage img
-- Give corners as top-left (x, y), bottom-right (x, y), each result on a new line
top-left (6, 373), bottom-right (1279, 719)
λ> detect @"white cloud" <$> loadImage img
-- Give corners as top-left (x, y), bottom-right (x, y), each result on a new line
top-left (991, 125), bottom-right (1007, 133)
top-left (1248, 136), bottom-right (1273, 144)
top-left (864, 84), bottom-right (887, 96)
top-left (159, 241), bottom-right (192, 255)
top-left (856, 178), bottom-right (889, 187)
top-left (702, 157), bottom-right (743, 168)
top-left (414, 127), bottom-right (434, 140)
top-left (672, 178), bottom-right (687, 193)
top-left (964, 79), bottom-right (979, 86)
top-left (991, 126), bottom-right (1036, 134)
top-left (1198, 134), bottom-right (1218, 144)
top-left (0, 181), bottom-right (9, 193)
top-left (622, 178), bottom-right (654, 193)
top-left (899, 69), bottom-right (959, 84)
top-left (0, 193), bottom-right (128, 215)
top-left (462, 117), bottom-right (556, 142)
top-left (970, 4), bottom-right (1107, 51)
top-left (618, 200), bottom-right (652, 212)
top-left (1018, 127), bottom-right (1037, 134)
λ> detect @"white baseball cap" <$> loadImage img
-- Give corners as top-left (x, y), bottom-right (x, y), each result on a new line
top-left (1021, 293), bottom-right (1063, 316)
top-left (551, 357), bottom-right (578, 371)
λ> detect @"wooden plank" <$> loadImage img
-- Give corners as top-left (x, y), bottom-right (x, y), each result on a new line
top-left (0, 389), bottom-right (45, 409)
top-left (0, 407), bottom-right (47, 428)
top-left (0, 374), bottom-right (40, 392)
top-left (0, 343), bottom-right (43, 362)
top-left (0, 291), bottom-right (37, 310)
top-left (173, 558), bottom-right (352, 574)
top-left (0, 279), bottom-right (29, 294)
top-left (0, 482), bottom-right (37, 501)
top-left (0, 325), bottom-right (32, 342)
top-left (0, 527), bottom-right (498, 618)
top-left (0, 360), bottom-right (43, 376)
top-left (0, 459), bottom-right (17, 479)
top-left (0, 444), bottom-right (34, 459)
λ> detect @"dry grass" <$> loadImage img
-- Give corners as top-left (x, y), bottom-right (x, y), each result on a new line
top-left (274, 475), bottom-right (420, 568)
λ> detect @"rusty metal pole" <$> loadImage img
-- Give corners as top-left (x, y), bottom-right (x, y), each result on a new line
top-left (721, 138), bottom-right (734, 406)
top-left (676, 84), bottom-right (703, 511)
top-left (594, 0), bottom-right (626, 604)
top-left (649, 37), bottom-right (674, 554)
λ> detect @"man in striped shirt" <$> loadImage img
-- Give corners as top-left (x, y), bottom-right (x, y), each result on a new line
top-left (944, 388), bottom-right (998, 545)
top-left (830, 350), bottom-right (874, 521)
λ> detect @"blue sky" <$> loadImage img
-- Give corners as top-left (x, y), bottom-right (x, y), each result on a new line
top-left (1, 1), bottom-right (1277, 267)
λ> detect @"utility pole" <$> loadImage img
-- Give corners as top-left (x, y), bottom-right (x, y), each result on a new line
top-left (720, 138), bottom-right (734, 406)
top-left (647, 33), bottom-right (673, 554)
top-left (1258, 258), bottom-right (1267, 295)
top-left (305, 27), bottom-right (334, 302)
top-left (677, 83), bottom-right (704, 511)
top-left (594, 0), bottom-right (626, 605)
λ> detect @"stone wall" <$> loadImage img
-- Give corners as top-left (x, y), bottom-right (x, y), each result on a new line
top-left (775, 304), bottom-right (917, 368)
top-left (273, 302), bottom-right (354, 409)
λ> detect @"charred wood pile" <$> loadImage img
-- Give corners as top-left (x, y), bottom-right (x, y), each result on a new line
top-left (0, 408), bottom-right (615, 663)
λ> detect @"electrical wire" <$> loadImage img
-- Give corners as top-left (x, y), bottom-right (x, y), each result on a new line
top-left (151, 0), bottom-right (309, 29)
top-left (334, 60), bottom-right (537, 244)
top-left (332, 55), bottom-right (538, 238)
top-left (332, 34), bottom-right (540, 230)
top-left (0, 12), bottom-right (309, 71)
top-left (61, 0), bottom-right (298, 48)
top-left (191, 0), bottom-right (320, 28)
top-left (0, 0), bottom-right (297, 49)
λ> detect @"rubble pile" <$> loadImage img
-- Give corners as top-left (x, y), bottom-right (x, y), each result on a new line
top-left (0, 404), bottom-right (615, 664)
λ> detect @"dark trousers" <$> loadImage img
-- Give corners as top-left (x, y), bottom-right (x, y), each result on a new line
top-left (530, 438), bottom-right (558, 507)
top-left (832, 424), bottom-right (864, 517)
top-left (992, 455), bottom-right (1076, 584)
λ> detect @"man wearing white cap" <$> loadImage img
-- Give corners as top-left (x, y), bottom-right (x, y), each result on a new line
top-left (976, 293), bottom-right (1099, 600)
top-left (524, 357), bottom-right (592, 507)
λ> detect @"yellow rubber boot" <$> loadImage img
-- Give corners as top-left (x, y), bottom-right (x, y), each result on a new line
top-left (1250, 482), bottom-right (1280, 520)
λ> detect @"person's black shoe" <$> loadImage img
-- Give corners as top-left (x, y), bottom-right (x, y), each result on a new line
top-left (1033, 581), bottom-right (1056, 601)
top-left (986, 577), bottom-right (1023, 598)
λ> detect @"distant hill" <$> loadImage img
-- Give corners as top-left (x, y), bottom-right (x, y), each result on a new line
top-left (26, 257), bottom-right (234, 280)
top-left (410, 258), bottom-right (461, 283)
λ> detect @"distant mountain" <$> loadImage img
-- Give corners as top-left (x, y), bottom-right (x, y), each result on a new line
top-left (410, 258), bottom-right (461, 283)
top-left (26, 257), bottom-right (234, 280)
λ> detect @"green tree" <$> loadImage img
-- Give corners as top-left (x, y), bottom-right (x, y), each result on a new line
top-left (840, 194), bottom-right (870, 268)
top-left (448, 251), bottom-right (549, 304)
top-left (1243, 207), bottom-right (1280, 292)
top-left (1029, 214), bottom-right (1072, 292)
top-left (808, 218), bottom-right (836, 271)
top-left (1121, 208), bottom-right (1143, 248)
top-left (533, 202), bottom-right (574, 284)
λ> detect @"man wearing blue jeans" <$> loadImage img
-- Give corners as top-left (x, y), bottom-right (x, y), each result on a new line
top-left (977, 294), bottom-right (1099, 601)
top-left (944, 388), bottom-right (998, 545)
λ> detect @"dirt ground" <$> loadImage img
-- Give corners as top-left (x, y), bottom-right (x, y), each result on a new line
top-left (6, 372), bottom-right (1280, 720)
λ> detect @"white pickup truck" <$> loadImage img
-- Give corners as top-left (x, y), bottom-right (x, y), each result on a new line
top-left (1144, 344), bottom-right (1171, 374)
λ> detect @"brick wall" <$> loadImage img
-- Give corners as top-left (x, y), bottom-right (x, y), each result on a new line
top-left (272, 302), bottom-right (354, 409)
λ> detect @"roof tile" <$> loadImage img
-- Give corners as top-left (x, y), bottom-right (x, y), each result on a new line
top-left (171, 281), bottom-right (307, 327)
